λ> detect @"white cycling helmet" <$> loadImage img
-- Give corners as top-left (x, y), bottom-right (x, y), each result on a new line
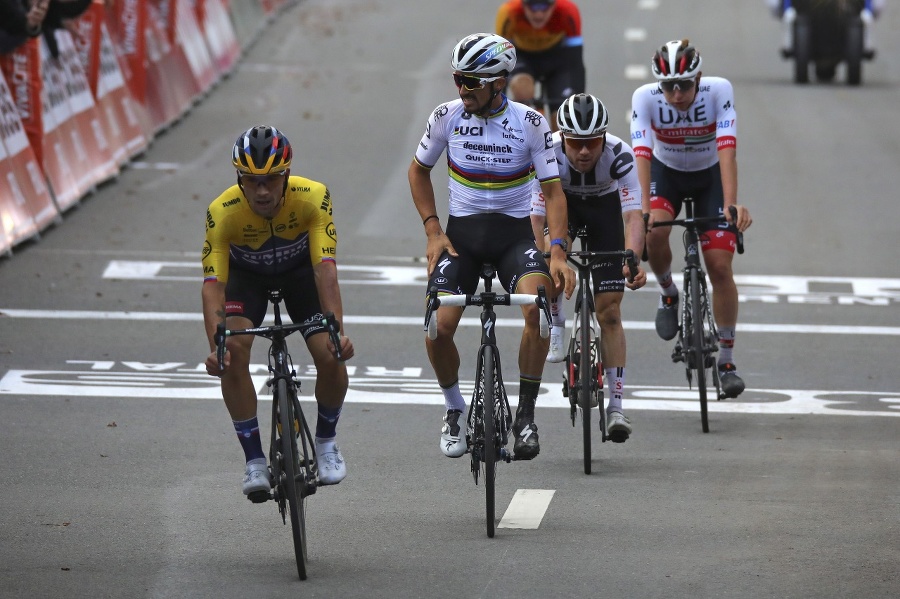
top-left (450, 33), bottom-right (516, 76)
top-left (651, 39), bottom-right (702, 80)
top-left (556, 94), bottom-right (609, 136)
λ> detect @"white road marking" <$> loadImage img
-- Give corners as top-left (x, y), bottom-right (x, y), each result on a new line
top-left (498, 489), bottom-right (555, 529)
top-left (624, 28), bottom-right (647, 41)
top-left (128, 161), bottom-right (182, 171)
top-left (1, 308), bottom-right (897, 336)
top-left (625, 65), bottom-right (649, 79)
top-left (637, 0), bottom-right (659, 8)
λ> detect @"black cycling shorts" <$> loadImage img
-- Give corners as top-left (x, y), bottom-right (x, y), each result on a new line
top-left (566, 190), bottom-right (627, 294)
top-left (428, 213), bottom-right (550, 295)
top-left (511, 45), bottom-right (586, 113)
top-left (224, 266), bottom-right (326, 339)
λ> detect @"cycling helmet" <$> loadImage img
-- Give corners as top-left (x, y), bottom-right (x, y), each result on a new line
top-left (523, 0), bottom-right (556, 6)
top-left (651, 39), bottom-right (702, 80)
top-left (232, 125), bottom-right (293, 175)
top-left (556, 94), bottom-right (609, 136)
top-left (450, 33), bottom-right (516, 76)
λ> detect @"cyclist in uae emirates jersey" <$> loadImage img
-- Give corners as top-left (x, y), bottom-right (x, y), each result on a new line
top-left (630, 39), bottom-right (752, 398)
top-left (531, 93), bottom-right (648, 442)
top-left (408, 33), bottom-right (573, 461)
top-left (202, 126), bottom-right (354, 496)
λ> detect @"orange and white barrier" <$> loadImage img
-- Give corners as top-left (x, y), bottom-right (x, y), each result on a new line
top-left (1, 0), bottom-right (299, 256)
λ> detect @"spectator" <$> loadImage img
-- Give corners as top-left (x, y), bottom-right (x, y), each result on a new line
top-left (1, 0), bottom-right (49, 53)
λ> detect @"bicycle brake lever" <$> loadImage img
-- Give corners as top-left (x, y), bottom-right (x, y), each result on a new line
top-left (624, 249), bottom-right (639, 282)
top-left (425, 286), bottom-right (439, 340)
top-left (322, 311), bottom-right (343, 361)
top-left (728, 206), bottom-right (745, 254)
top-left (536, 285), bottom-right (550, 339)
top-left (215, 323), bottom-right (226, 370)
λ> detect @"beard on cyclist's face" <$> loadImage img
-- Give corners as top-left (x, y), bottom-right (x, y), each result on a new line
top-left (458, 82), bottom-right (501, 114)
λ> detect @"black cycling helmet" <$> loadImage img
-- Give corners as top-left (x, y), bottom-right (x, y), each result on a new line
top-left (556, 93), bottom-right (609, 137)
top-left (651, 39), bottom-right (702, 80)
top-left (232, 125), bottom-right (293, 175)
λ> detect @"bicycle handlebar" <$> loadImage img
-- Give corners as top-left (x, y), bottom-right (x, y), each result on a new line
top-left (214, 320), bottom-right (308, 370)
top-left (424, 286), bottom-right (551, 341)
top-left (544, 248), bottom-right (639, 283)
top-left (651, 205), bottom-right (745, 254)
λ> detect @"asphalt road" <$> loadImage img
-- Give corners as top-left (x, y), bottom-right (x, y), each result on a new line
top-left (1, 1), bottom-right (898, 597)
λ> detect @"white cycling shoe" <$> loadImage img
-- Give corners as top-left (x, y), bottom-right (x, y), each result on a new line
top-left (242, 459), bottom-right (271, 496)
top-left (440, 409), bottom-right (467, 458)
top-left (546, 326), bottom-right (566, 363)
top-left (316, 440), bottom-right (347, 485)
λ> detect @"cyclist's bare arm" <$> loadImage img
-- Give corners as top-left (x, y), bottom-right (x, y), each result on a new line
top-left (408, 159), bottom-right (458, 275)
top-left (622, 209), bottom-right (648, 290)
top-left (202, 280), bottom-right (230, 372)
top-left (313, 260), bottom-right (354, 360)
top-left (717, 147), bottom-right (751, 231)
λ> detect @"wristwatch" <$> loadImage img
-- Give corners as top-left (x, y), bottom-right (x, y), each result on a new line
top-left (550, 238), bottom-right (568, 252)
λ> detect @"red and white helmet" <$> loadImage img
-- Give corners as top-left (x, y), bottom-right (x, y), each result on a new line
top-left (651, 39), bottom-right (702, 80)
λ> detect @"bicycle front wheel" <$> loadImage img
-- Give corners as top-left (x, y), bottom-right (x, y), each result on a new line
top-left (579, 290), bottom-right (593, 474)
top-left (689, 269), bottom-right (709, 433)
top-left (277, 379), bottom-right (309, 579)
top-left (481, 345), bottom-right (497, 538)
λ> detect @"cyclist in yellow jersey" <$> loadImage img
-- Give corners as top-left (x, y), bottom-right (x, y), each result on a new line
top-left (201, 126), bottom-right (354, 496)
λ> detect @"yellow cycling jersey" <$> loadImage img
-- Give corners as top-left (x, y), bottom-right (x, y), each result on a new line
top-left (202, 175), bottom-right (336, 283)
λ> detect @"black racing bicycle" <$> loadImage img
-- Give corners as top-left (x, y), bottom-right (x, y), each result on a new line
top-left (214, 289), bottom-right (342, 580)
top-left (550, 230), bottom-right (637, 474)
top-left (424, 266), bottom-right (550, 538)
top-left (650, 199), bottom-right (744, 433)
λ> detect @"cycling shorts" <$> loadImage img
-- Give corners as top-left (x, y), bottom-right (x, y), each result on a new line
top-left (649, 156), bottom-right (737, 253)
top-left (224, 266), bottom-right (326, 339)
top-left (510, 45), bottom-right (585, 113)
top-left (566, 190), bottom-right (627, 294)
top-left (428, 213), bottom-right (550, 295)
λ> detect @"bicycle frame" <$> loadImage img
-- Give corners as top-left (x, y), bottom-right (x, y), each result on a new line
top-left (550, 232), bottom-right (637, 473)
top-left (651, 200), bottom-right (743, 433)
top-left (424, 266), bottom-right (550, 537)
top-left (214, 289), bottom-right (342, 579)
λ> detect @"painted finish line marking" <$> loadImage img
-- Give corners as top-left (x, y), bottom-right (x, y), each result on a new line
top-left (1, 309), bottom-right (897, 336)
top-left (2, 366), bottom-right (899, 417)
top-left (498, 489), bottom-right (555, 530)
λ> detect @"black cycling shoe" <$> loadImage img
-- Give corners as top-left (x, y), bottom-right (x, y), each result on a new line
top-left (655, 293), bottom-right (679, 341)
top-left (512, 410), bottom-right (540, 460)
top-left (718, 363), bottom-right (745, 398)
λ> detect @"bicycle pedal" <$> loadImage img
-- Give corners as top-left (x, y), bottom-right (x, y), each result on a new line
top-left (246, 490), bottom-right (271, 504)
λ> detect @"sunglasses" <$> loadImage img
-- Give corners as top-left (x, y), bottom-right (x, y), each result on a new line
top-left (524, 2), bottom-right (553, 10)
top-left (239, 171), bottom-right (286, 186)
top-left (563, 134), bottom-right (605, 151)
top-left (453, 73), bottom-right (502, 91)
top-left (659, 78), bottom-right (696, 93)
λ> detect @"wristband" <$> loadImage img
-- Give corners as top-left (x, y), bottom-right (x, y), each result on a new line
top-left (422, 214), bottom-right (439, 226)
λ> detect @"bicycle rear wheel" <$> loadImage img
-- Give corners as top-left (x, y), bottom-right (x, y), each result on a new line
top-left (481, 345), bottom-right (497, 538)
top-left (689, 270), bottom-right (709, 433)
top-left (276, 379), bottom-right (309, 579)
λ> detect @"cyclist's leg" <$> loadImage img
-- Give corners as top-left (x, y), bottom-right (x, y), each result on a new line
top-left (507, 52), bottom-right (538, 107)
top-left (645, 158), bottom-right (684, 340)
top-left (696, 175), bottom-right (745, 397)
top-left (222, 270), bottom-right (270, 493)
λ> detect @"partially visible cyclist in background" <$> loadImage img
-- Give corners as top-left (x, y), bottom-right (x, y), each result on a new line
top-left (630, 40), bottom-right (752, 398)
top-left (531, 93), bottom-right (648, 441)
top-left (201, 126), bottom-right (354, 497)
top-left (408, 33), bottom-right (572, 462)
top-left (495, 0), bottom-right (585, 128)
top-left (766, 0), bottom-right (884, 58)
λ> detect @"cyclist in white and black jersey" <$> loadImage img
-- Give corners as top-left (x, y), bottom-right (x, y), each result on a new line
top-left (531, 93), bottom-right (647, 441)
top-left (631, 39), bottom-right (752, 398)
top-left (408, 33), bottom-right (572, 461)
